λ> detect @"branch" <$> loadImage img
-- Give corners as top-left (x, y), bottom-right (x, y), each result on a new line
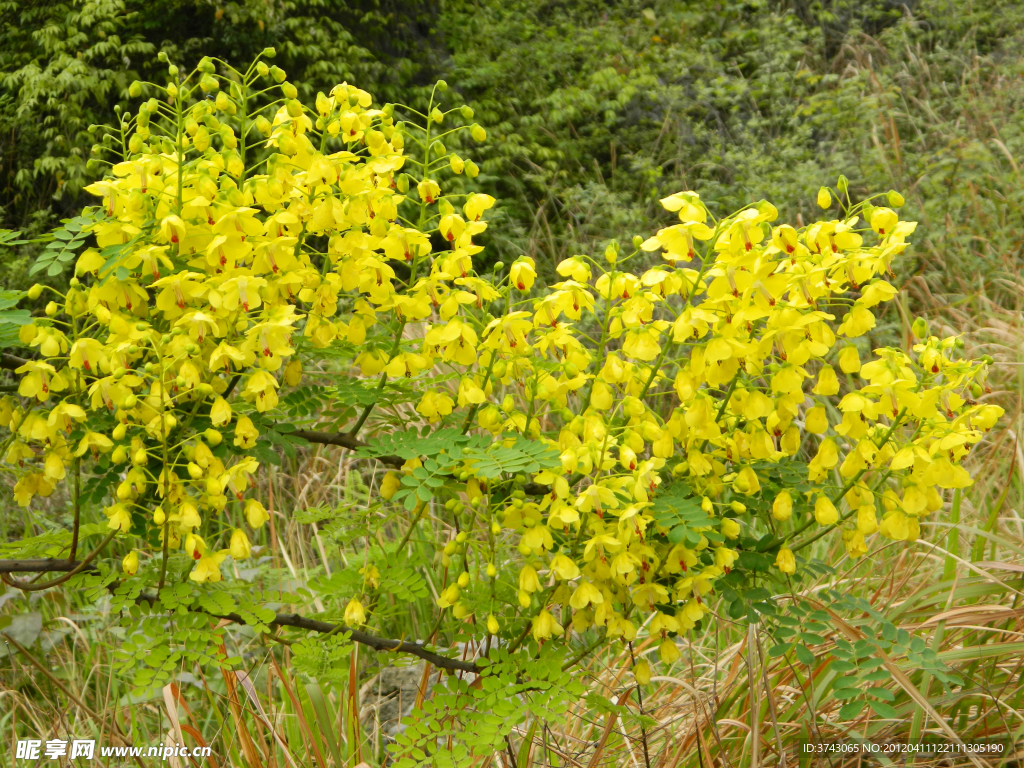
top-left (0, 559), bottom-right (99, 573)
top-left (1, 353), bottom-right (27, 372)
top-left (0, 558), bottom-right (482, 672)
top-left (135, 592), bottom-right (481, 673)
top-left (291, 429), bottom-right (403, 467)
top-left (0, 530), bottom-right (117, 591)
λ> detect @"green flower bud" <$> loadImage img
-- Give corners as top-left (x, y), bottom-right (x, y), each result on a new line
top-left (911, 317), bottom-right (929, 340)
top-left (887, 190), bottom-right (905, 208)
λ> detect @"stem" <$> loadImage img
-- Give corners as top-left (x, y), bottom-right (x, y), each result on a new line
top-left (68, 458), bottom-right (81, 561)
top-left (628, 640), bottom-right (653, 768)
top-left (460, 352), bottom-right (498, 434)
top-left (0, 529), bottom-right (117, 592)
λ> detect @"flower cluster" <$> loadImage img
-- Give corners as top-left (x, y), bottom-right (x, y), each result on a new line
top-left (0, 55), bottom-right (1001, 674)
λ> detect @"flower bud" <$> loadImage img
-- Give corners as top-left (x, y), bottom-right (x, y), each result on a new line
top-left (836, 174), bottom-right (848, 194)
top-left (27, 284), bottom-right (43, 300)
top-left (911, 317), bottom-right (929, 340)
top-left (381, 471), bottom-right (401, 500)
top-left (887, 189), bottom-right (905, 208)
top-left (814, 495), bottom-right (838, 526)
top-left (471, 123), bottom-right (486, 142)
top-left (122, 550), bottom-right (139, 576)
top-left (816, 187), bottom-right (831, 209)
top-left (772, 490), bottom-right (793, 521)
top-left (775, 546), bottom-right (796, 574)
top-left (487, 614), bottom-right (499, 634)
top-left (457, 571), bottom-right (470, 588)
top-left (203, 428), bottom-right (222, 446)
top-left (633, 659), bottom-right (651, 685)
top-left (45, 301), bottom-right (58, 316)
top-left (230, 529), bottom-right (251, 560)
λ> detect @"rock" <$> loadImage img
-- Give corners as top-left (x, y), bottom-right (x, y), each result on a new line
top-left (358, 662), bottom-right (428, 737)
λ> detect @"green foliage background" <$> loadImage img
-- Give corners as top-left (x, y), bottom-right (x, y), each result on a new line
top-left (3, 0), bottom-right (1023, 297)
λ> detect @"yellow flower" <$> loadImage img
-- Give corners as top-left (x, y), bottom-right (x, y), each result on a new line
top-left (775, 547), bottom-right (796, 574)
top-left (344, 598), bottom-right (366, 625)
top-left (230, 529), bottom-right (252, 560)
top-left (283, 358), bottom-right (302, 386)
top-left (416, 178), bottom-right (440, 203)
top-left (122, 550), bottom-right (139, 575)
top-left (869, 207), bottom-right (898, 236)
top-left (416, 390), bottom-right (454, 423)
top-left (857, 505), bottom-right (878, 534)
top-left (844, 530), bottom-right (868, 558)
top-left (816, 187), bottom-right (831, 209)
top-left (510, 257), bottom-right (536, 292)
top-left (380, 471), bottom-right (401, 500)
top-left (633, 659), bottom-right (651, 685)
top-left (210, 397), bottom-right (232, 427)
top-left (190, 551), bottom-right (227, 583)
top-left (234, 415), bottom-right (259, 448)
top-left (813, 365), bottom-right (840, 396)
top-left (659, 638), bottom-right (681, 664)
top-left (245, 498), bottom-right (270, 528)
top-left (518, 565), bottom-right (541, 593)
top-left (772, 491), bottom-right (793, 521)
top-left (531, 609), bottom-right (563, 642)
top-left (549, 553), bottom-right (580, 580)
top-left (570, 581), bottom-right (603, 610)
top-left (805, 406), bottom-right (828, 434)
top-left (104, 503), bottom-right (132, 532)
top-left (814, 496), bottom-right (839, 526)
top-left (838, 346), bottom-right (861, 373)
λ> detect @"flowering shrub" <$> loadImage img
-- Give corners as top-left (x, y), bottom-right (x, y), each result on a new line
top-left (0, 52), bottom-right (1002, 694)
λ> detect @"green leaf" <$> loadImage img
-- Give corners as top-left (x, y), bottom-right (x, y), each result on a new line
top-left (459, 433), bottom-right (560, 479)
top-left (794, 644), bottom-right (815, 665)
top-left (867, 700), bottom-right (897, 719)
top-left (838, 700), bottom-right (866, 719)
top-left (768, 642), bottom-right (793, 658)
top-left (358, 427), bottom-right (479, 461)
